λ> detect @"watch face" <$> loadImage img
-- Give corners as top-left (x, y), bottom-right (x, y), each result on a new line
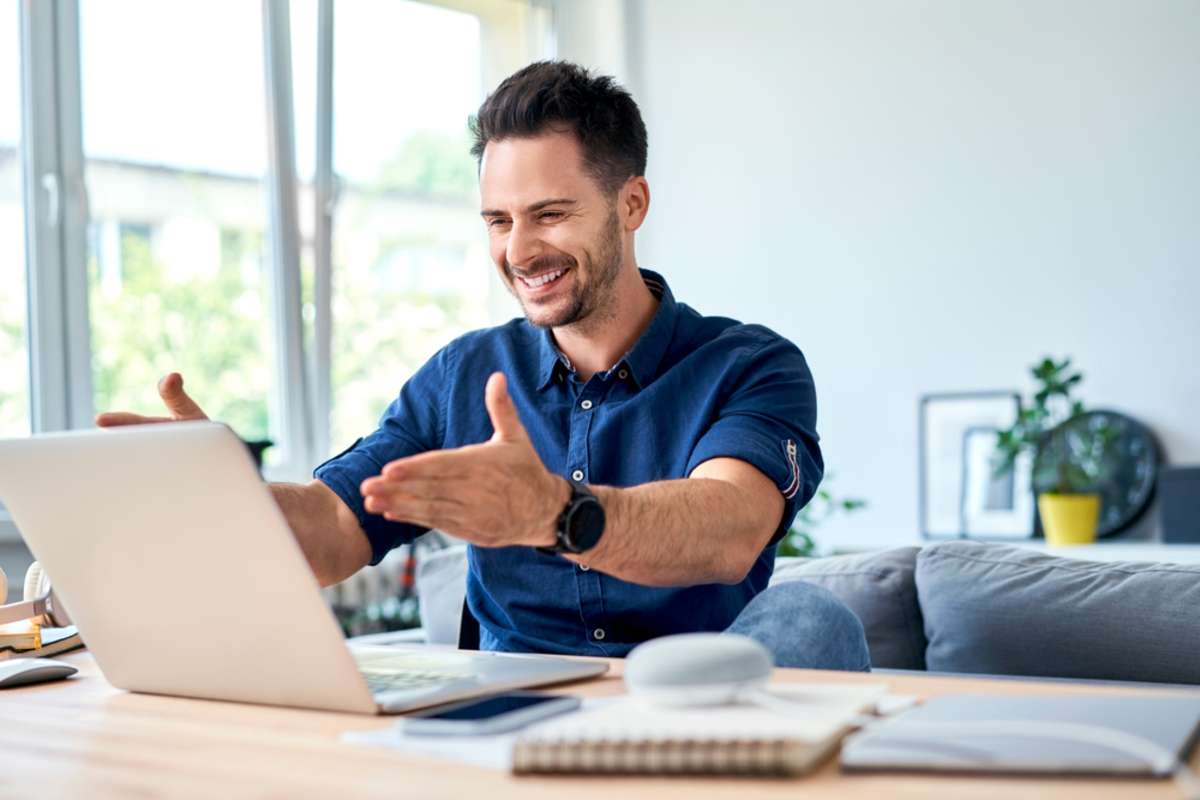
top-left (566, 498), bottom-right (605, 552)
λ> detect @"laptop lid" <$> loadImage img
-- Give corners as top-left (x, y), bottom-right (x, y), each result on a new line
top-left (0, 422), bottom-right (379, 713)
top-left (1, 422), bottom-right (610, 714)
top-left (842, 693), bottom-right (1200, 776)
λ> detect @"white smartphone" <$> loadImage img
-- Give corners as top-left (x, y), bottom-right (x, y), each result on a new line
top-left (399, 692), bottom-right (581, 736)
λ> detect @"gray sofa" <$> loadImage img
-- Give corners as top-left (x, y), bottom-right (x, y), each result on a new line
top-left (415, 540), bottom-right (1200, 684)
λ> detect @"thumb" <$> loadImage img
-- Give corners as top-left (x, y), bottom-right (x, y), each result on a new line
top-left (158, 373), bottom-right (209, 420)
top-left (485, 372), bottom-right (526, 442)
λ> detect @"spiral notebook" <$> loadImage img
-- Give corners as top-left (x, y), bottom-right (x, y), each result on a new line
top-left (512, 683), bottom-right (886, 776)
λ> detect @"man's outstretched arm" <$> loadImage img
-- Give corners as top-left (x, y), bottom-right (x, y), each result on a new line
top-left (361, 372), bottom-right (789, 588)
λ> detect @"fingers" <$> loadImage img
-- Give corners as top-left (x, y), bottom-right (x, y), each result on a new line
top-left (361, 473), bottom-right (463, 498)
top-left (362, 486), bottom-right (462, 527)
top-left (484, 371), bottom-right (526, 442)
top-left (94, 412), bottom-right (174, 427)
top-left (157, 373), bottom-right (209, 420)
top-left (95, 372), bottom-right (208, 428)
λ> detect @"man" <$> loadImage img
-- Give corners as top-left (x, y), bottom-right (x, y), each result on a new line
top-left (98, 61), bottom-right (869, 670)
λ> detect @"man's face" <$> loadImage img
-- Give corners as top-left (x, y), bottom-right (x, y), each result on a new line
top-left (479, 130), bottom-right (623, 329)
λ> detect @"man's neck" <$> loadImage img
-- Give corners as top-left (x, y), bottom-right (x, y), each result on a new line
top-left (552, 265), bottom-right (659, 382)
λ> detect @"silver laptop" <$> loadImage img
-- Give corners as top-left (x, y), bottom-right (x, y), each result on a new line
top-left (0, 421), bottom-right (607, 714)
top-left (842, 693), bottom-right (1200, 776)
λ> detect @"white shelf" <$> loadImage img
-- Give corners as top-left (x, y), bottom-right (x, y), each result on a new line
top-left (1015, 541), bottom-right (1200, 564)
top-left (831, 538), bottom-right (1200, 565)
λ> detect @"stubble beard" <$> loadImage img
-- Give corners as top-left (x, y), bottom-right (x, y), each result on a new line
top-left (510, 211), bottom-right (624, 332)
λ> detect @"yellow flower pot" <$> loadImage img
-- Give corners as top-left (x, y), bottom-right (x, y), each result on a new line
top-left (1038, 493), bottom-right (1101, 546)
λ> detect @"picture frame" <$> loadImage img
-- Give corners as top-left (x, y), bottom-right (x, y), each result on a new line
top-left (919, 391), bottom-right (1034, 540)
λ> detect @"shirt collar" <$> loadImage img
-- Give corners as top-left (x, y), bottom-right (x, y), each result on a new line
top-left (535, 269), bottom-right (678, 392)
top-left (536, 333), bottom-right (571, 390)
top-left (618, 269), bottom-right (676, 390)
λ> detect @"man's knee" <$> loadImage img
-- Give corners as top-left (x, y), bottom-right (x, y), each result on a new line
top-left (727, 580), bottom-right (871, 671)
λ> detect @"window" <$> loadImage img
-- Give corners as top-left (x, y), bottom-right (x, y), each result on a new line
top-left (80, 0), bottom-right (278, 450)
top-left (0, 0), bottom-right (29, 437)
top-left (8, 0), bottom-right (551, 471)
top-left (326, 1), bottom-right (491, 452)
top-left (289, 0), bottom-right (553, 458)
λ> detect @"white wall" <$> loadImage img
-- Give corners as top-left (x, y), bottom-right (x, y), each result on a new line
top-left (562, 0), bottom-right (1200, 548)
top-left (551, 0), bottom-right (631, 81)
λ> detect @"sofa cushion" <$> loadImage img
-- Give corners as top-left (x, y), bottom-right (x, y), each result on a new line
top-left (917, 541), bottom-right (1200, 683)
top-left (770, 547), bottom-right (926, 670)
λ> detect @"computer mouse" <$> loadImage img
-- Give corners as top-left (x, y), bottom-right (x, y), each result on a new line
top-left (625, 633), bottom-right (773, 707)
top-left (0, 657), bottom-right (78, 689)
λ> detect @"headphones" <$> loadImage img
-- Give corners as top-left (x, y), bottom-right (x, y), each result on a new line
top-left (0, 562), bottom-right (73, 628)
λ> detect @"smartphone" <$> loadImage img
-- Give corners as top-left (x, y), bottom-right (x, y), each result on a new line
top-left (399, 692), bottom-right (581, 736)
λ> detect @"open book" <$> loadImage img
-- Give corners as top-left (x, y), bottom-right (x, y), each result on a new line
top-left (512, 683), bottom-right (886, 776)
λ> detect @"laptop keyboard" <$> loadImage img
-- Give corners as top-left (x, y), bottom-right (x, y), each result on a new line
top-left (361, 669), bottom-right (464, 694)
top-left (352, 648), bottom-right (475, 695)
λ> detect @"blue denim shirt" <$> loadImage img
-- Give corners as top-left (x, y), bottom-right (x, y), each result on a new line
top-left (315, 269), bottom-right (823, 656)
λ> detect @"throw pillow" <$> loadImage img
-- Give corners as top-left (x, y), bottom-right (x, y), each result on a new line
top-left (917, 541), bottom-right (1200, 683)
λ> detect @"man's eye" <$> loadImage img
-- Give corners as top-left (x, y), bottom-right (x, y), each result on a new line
top-left (538, 212), bottom-right (563, 221)
top-left (487, 218), bottom-right (511, 228)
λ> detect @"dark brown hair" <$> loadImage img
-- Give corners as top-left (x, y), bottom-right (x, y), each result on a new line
top-left (470, 61), bottom-right (648, 196)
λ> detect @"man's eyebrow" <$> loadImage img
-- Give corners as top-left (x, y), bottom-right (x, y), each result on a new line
top-left (480, 198), bottom-right (578, 218)
top-left (528, 198), bottom-right (577, 212)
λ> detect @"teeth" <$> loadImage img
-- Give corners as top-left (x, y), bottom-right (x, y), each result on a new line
top-left (523, 269), bottom-right (564, 288)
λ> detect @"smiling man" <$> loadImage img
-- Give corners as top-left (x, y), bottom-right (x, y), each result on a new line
top-left (97, 61), bottom-right (869, 670)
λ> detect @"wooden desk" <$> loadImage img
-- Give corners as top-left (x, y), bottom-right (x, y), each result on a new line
top-left (2, 651), bottom-right (1197, 799)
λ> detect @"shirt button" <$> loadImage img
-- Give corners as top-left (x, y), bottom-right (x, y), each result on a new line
top-left (571, 469), bottom-right (584, 482)
top-left (579, 563), bottom-right (590, 572)
top-left (593, 628), bottom-right (606, 641)
top-left (618, 369), bottom-right (628, 380)
top-left (580, 399), bottom-right (593, 410)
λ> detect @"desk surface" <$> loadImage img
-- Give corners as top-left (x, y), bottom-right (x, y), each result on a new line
top-left (2, 651), bottom-right (1198, 799)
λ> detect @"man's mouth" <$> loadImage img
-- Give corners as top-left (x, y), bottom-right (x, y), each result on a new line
top-left (516, 268), bottom-right (568, 291)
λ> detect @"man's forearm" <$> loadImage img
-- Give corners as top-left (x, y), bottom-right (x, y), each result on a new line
top-left (270, 481), bottom-right (371, 587)
top-left (567, 477), bottom-right (778, 587)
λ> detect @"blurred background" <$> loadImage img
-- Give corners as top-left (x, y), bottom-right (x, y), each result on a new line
top-left (1, 1), bottom-right (1197, 609)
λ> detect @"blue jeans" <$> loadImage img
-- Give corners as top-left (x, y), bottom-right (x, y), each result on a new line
top-left (725, 580), bottom-right (871, 671)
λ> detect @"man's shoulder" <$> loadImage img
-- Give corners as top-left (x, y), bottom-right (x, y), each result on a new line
top-left (440, 318), bottom-right (537, 357)
top-left (675, 302), bottom-right (801, 359)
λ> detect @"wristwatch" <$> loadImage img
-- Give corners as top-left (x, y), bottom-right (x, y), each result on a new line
top-left (544, 480), bottom-right (606, 554)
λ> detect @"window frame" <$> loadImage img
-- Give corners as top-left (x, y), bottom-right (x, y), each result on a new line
top-left (20, 0), bottom-right (91, 438)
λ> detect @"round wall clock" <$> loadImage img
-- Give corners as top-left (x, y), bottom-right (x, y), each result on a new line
top-left (1033, 410), bottom-right (1159, 538)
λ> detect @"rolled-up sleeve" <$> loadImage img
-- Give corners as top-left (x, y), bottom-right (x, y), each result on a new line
top-left (314, 345), bottom-right (452, 564)
top-left (685, 331), bottom-right (823, 543)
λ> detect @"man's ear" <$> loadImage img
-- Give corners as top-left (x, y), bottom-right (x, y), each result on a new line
top-left (620, 176), bottom-right (650, 232)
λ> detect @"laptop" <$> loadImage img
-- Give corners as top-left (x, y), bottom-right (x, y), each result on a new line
top-left (841, 693), bottom-right (1200, 777)
top-left (0, 421), bottom-right (607, 714)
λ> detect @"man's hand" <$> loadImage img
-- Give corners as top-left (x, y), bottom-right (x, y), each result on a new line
top-left (94, 372), bottom-right (210, 427)
top-left (360, 372), bottom-right (569, 548)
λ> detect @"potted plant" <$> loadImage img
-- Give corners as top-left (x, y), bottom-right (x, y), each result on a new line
top-left (994, 357), bottom-right (1108, 545)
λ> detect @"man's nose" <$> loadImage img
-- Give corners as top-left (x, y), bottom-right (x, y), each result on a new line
top-left (505, 220), bottom-right (543, 269)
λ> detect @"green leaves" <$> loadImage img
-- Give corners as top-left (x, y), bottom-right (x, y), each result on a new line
top-left (777, 479), bottom-right (867, 558)
top-left (1030, 356), bottom-right (1082, 407)
top-left (90, 228), bottom-right (272, 441)
top-left (996, 354), bottom-right (1105, 494)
